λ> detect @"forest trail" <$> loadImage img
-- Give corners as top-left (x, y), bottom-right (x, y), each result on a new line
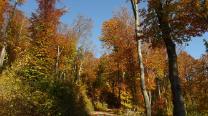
top-left (90, 110), bottom-right (118, 116)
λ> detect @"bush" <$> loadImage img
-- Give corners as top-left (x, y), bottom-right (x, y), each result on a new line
top-left (0, 71), bottom-right (48, 116)
top-left (52, 82), bottom-right (94, 116)
top-left (0, 69), bottom-right (94, 116)
top-left (94, 102), bottom-right (108, 111)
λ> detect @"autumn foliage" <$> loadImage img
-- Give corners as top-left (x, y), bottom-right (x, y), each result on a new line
top-left (0, 0), bottom-right (207, 116)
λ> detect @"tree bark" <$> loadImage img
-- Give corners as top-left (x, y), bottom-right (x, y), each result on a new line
top-left (164, 38), bottom-right (186, 116)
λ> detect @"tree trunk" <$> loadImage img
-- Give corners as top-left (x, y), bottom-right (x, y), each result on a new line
top-left (156, 78), bottom-right (161, 97)
top-left (55, 46), bottom-right (59, 74)
top-left (164, 38), bottom-right (186, 116)
top-left (0, 45), bottom-right (6, 68)
top-left (117, 63), bottom-right (121, 107)
top-left (55, 45), bottom-right (61, 75)
top-left (130, 0), bottom-right (151, 115)
top-left (138, 39), bottom-right (151, 116)
top-left (154, 1), bottom-right (186, 115)
top-left (78, 61), bottom-right (83, 81)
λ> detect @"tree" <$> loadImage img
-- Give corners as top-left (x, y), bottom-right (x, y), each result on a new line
top-left (25, 0), bottom-right (65, 79)
top-left (142, 0), bottom-right (208, 115)
top-left (177, 52), bottom-right (196, 106)
top-left (6, 9), bottom-right (30, 66)
top-left (101, 8), bottom-right (141, 108)
top-left (69, 15), bottom-right (93, 82)
top-left (177, 51), bottom-right (208, 114)
top-left (0, 0), bottom-right (26, 70)
top-left (130, 0), bottom-right (151, 115)
top-left (13, 1), bottom-right (94, 115)
top-left (56, 16), bottom-right (93, 81)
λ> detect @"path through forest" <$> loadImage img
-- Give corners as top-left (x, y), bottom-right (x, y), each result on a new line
top-left (91, 110), bottom-right (117, 116)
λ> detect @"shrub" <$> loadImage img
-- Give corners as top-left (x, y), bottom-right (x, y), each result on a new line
top-left (94, 102), bottom-right (108, 111)
top-left (0, 69), bottom-right (94, 116)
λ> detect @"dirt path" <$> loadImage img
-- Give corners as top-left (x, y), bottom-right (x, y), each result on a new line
top-left (90, 111), bottom-right (117, 116)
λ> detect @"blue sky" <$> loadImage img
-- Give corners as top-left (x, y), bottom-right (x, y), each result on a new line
top-left (19, 0), bottom-right (207, 58)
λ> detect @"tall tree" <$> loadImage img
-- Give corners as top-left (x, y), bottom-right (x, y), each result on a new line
top-left (142, 0), bottom-right (208, 115)
top-left (69, 15), bottom-right (93, 82)
top-left (130, 0), bottom-right (151, 115)
top-left (26, 0), bottom-right (65, 79)
top-left (101, 8), bottom-right (140, 107)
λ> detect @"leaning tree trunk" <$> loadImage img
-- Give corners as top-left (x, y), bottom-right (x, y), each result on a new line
top-left (154, 1), bottom-right (186, 115)
top-left (164, 38), bottom-right (186, 116)
top-left (130, 0), bottom-right (151, 115)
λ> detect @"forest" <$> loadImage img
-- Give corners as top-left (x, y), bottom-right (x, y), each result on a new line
top-left (0, 0), bottom-right (207, 116)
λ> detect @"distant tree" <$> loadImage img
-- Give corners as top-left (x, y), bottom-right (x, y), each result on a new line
top-left (101, 7), bottom-right (140, 108)
top-left (178, 51), bottom-right (208, 114)
top-left (69, 16), bottom-right (93, 82)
